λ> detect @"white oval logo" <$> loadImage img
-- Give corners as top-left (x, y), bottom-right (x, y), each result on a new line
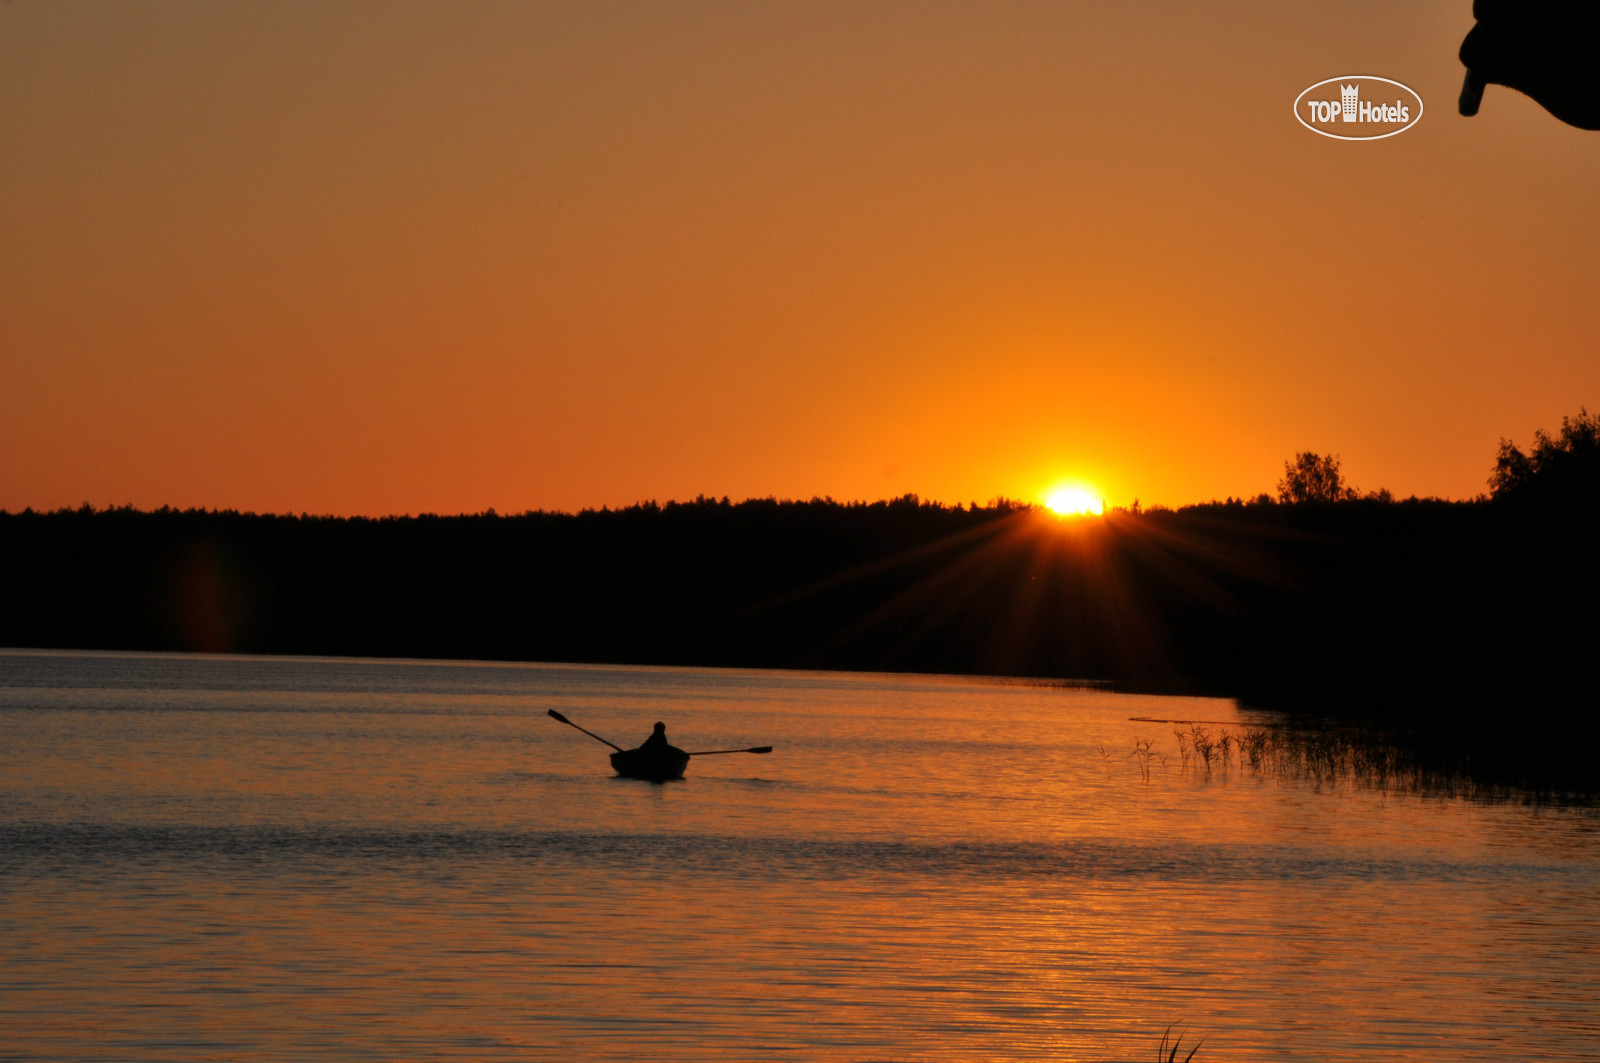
top-left (1294, 76), bottom-right (1423, 140)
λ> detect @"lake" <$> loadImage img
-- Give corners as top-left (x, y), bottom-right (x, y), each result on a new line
top-left (1, 649), bottom-right (1596, 1061)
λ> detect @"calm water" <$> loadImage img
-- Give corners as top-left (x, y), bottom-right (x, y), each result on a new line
top-left (1, 650), bottom-right (1596, 1062)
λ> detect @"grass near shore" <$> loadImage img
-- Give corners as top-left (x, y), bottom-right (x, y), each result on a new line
top-left (1111, 720), bottom-right (1596, 804)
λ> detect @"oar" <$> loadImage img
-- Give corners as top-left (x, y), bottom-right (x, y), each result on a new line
top-left (546, 709), bottom-right (624, 752)
top-left (686, 746), bottom-right (773, 756)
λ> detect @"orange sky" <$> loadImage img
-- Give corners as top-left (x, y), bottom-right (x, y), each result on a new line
top-left (3, 1), bottom-right (1597, 515)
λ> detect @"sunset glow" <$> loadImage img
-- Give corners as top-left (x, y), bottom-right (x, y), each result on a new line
top-left (3, 8), bottom-right (1599, 1062)
top-left (1, 5), bottom-right (1597, 517)
top-left (1044, 488), bottom-right (1103, 517)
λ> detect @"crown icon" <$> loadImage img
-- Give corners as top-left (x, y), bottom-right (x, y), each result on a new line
top-left (1340, 84), bottom-right (1359, 122)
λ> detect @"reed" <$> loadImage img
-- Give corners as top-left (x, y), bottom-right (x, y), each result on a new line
top-left (1187, 726), bottom-right (1218, 774)
top-left (1120, 718), bottom-right (1593, 804)
top-left (1131, 723), bottom-right (1444, 796)
top-left (1157, 1025), bottom-right (1203, 1063)
top-left (1129, 737), bottom-right (1156, 781)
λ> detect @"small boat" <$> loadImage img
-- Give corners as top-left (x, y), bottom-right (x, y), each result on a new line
top-left (547, 710), bottom-right (769, 782)
top-left (609, 745), bottom-right (691, 782)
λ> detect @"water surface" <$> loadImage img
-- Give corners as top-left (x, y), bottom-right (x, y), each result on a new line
top-left (1, 650), bottom-right (1596, 1060)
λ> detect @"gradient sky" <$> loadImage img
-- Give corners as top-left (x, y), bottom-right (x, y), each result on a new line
top-left (4, 1), bottom-right (1597, 515)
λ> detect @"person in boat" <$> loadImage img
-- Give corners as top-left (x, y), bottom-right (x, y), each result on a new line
top-left (639, 721), bottom-right (669, 751)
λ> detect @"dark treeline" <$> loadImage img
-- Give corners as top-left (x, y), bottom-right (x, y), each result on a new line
top-left (4, 412), bottom-right (1597, 791)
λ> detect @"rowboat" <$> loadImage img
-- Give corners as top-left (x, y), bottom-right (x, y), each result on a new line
top-left (609, 745), bottom-right (691, 782)
top-left (546, 710), bottom-right (769, 781)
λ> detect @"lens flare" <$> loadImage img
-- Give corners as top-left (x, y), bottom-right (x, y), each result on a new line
top-left (1044, 487), bottom-right (1103, 516)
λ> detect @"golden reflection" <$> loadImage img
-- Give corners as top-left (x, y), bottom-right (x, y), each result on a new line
top-left (6, 652), bottom-right (1599, 1061)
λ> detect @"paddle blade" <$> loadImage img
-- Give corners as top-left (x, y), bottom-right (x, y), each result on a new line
top-left (547, 709), bottom-right (570, 724)
top-left (684, 745), bottom-right (775, 756)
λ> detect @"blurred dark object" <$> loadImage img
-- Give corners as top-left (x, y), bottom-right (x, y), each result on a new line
top-left (1459, 0), bottom-right (1600, 128)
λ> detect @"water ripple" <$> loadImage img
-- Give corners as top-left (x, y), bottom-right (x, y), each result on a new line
top-left (1, 822), bottom-right (1578, 885)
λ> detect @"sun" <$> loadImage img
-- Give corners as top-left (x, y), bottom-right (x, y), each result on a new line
top-left (1044, 487), bottom-right (1103, 516)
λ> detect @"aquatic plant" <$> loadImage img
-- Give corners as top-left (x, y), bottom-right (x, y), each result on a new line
top-left (1158, 1025), bottom-right (1203, 1062)
top-left (1128, 737), bottom-right (1156, 781)
top-left (1188, 726), bottom-right (1217, 774)
top-left (1121, 715), bottom-right (1593, 804)
top-left (1240, 728), bottom-right (1270, 768)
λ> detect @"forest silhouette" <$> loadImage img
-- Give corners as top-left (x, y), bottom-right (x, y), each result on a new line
top-left (5, 411), bottom-right (1596, 791)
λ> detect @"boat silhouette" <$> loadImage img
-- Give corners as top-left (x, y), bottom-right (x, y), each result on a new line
top-left (609, 744), bottom-right (692, 782)
top-left (547, 710), bottom-right (772, 782)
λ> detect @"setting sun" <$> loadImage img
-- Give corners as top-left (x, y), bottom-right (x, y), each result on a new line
top-left (1044, 487), bottom-right (1103, 516)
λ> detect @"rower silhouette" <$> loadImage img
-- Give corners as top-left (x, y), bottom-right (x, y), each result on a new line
top-left (640, 721), bottom-right (669, 751)
top-left (614, 720), bottom-right (689, 781)
top-left (1459, 0), bottom-right (1600, 129)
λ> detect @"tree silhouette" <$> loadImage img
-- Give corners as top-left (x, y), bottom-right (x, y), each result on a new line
top-left (1489, 407), bottom-right (1600, 499)
top-left (1277, 452), bottom-right (1356, 504)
